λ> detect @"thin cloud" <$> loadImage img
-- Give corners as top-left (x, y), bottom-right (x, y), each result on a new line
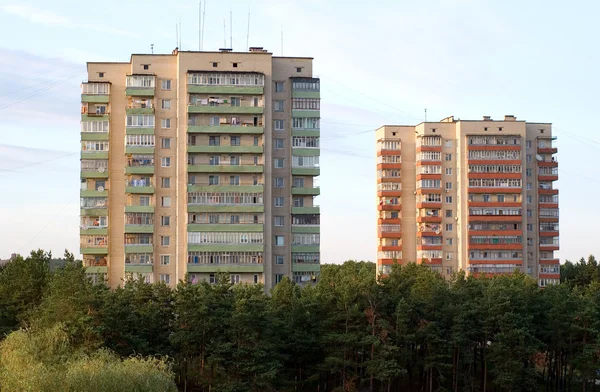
top-left (0, 3), bottom-right (140, 38)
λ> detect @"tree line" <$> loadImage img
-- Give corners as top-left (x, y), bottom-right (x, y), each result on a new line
top-left (1, 250), bottom-right (600, 392)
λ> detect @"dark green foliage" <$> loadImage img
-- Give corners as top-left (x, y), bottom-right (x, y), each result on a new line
top-left (5, 251), bottom-right (600, 391)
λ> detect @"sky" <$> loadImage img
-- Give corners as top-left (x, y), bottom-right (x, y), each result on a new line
top-left (0, 0), bottom-right (599, 263)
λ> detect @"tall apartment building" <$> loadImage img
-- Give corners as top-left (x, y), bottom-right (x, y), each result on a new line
top-left (376, 115), bottom-right (559, 287)
top-left (79, 47), bottom-right (321, 290)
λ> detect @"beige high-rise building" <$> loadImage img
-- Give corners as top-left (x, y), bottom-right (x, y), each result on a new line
top-left (376, 115), bottom-right (559, 287)
top-left (79, 48), bottom-right (321, 290)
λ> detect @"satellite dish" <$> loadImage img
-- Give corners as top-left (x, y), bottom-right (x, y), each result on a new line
top-left (535, 155), bottom-right (543, 161)
top-left (98, 167), bottom-right (106, 173)
top-left (97, 186), bottom-right (105, 192)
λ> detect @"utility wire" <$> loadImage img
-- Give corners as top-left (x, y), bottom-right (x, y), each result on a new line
top-left (18, 203), bottom-right (73, 253)
top-left (0, 151), bottom-right (78, 175)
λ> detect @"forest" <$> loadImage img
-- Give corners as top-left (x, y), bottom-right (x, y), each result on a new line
top-left (1, 250), bottom-right (600, 392)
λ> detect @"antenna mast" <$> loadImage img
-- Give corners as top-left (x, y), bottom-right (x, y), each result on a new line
top-left (199, 1), bottom-right (202, 50)
top-left (281, 26), bottom-right (283, 56)
top-left (201, 0), bottom-right (207, 50)
top-left (246, 0), bottom-right (251, 50)
top-left (424, 108), bottom-right (427, 122)
top-left (223, 18), bottom-right (226, 48)
top-left (179, 18), bottom-right (182, 49)
top-left (175, 22), bottom-right (178, 48)
top-left (230, 10), bottom-right (233, 49)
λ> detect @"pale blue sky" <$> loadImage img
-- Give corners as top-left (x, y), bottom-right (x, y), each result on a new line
top-left (0, 0), bottom-right (598, 263)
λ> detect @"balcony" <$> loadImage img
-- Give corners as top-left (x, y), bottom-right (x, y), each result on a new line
top-left (291, 206), bottom-right (320, 214)
top-left (187, 204), bottom-right (264, 213)
top-left (125, 145), bottom-right (155, 154)
top-left (125, 155), bottom-right (154, 175)
top-left (188, 244), bottom-right (264, 252)
top-left (124, 224), bottom-right (154, 233)
top-left (124, 234), bottom-right (154, 253)
top-left (537, 139), bottom-right (558, 154)
top-left (126, 179), bottom-right (154, 194)
top-left (187, 144), bottom-right (263, 154)
top-left (378, 224), bottom-right (401, 238)
top-left (291, 167), bottom-right (320, 176)
top-left (80, 236), bottom-right (108, 255)
top-left (81, 150), bottom-right (108, 160)
top-left (188, 124), bottom-right (265, 134)
top-left (81, 103), bottom-right (109, 119)
top-left (125, 205), bottom-right (155, 213)
top-left (188, 99), bottom-right (264, 114)
top-left (187, 72), bottom-right (264, 94)
top-left (187, 183), bottom-right (264, 193)
top-left (377, 139), bottom-right (401, 155)
top-left (124, 244), bottom-right (154, 253)
top-left (187, 223), bottom-right (263, 232)
top-left (81, 82), bottom-right (110, 103)
top-left (83, 255), bottom-right (107, 267)
top-left (80, 186), bottom-right (108, 197)
top-left (187, 263), bottom-right (264, 273)
top-left (80, 217), bottom-right (108, 235)
top-left (291, 186), bottom-right (320, 196)
top-left (125, 75), bottom-right (155, 97)
top-left (188, 164), bottom-right (264, 173)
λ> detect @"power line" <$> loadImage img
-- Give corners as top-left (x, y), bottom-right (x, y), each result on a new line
top-left (0, 69), bottom-right (82, 98)
top-left (18, 203), bottom-right (73, 253)
top-left (0, 151), bottom-right (78, 175)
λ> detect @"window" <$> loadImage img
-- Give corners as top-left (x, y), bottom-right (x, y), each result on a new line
top-left (161, 177), bottom-right (171, 188)
top-left (161, 236), bottom-right (170, 246)
top-left (445, 210), bottom-right (452, 218)
top-left (274, 274), bottom-right (284, 284)
top-left (230, 136), bottom-right (241, 146)
top-left (295, 67), bottom-right (302, 73)
top-left (161, 157), bottom-right (171, 167)
top-left (527, 195), bottom-right (532, 204)
top-left (232, 62), bottom-right (238, 68)
top-left (98, 72), bottom-right (104, 78)
top-left (212, 62), bottom-right (218, 67)
top-left (274, 100), bottom-right (284, 112)
top-left (209, 136), bottom-right (220, 146)
top-left (230, 274), bottom-right (241, 284)
top-left (161, 138), bottom-right (171, 149)
top-left (446, 238), bottom-right (453, 246)
top-left (209, 156), bottom-right (220, 166)
top-left (209, 175), bottom-right (219, 185)
top-left (161, 99), bottom-right (171, 109)
top-left (526, 140), bottom-right (532, 148)
top-left (445, 224), bottom-right (453, 231)
top-left (275, 236), bottom-right (285, 246)
top-left (274, 119), bottom-right (284, 131)
top-left (140, 196), bottom-right (150, 206)
top-left (160, 255), bottom-right (170, 265)
top-left (446, 267), bottom-right (453, 275)
top-left (161, 216), bottom-right (170, 226)
top-left (161, 196), bottom-right (171, 207)
top-left (274, 216), bottom-right (284, 226)
top-left (445, 140), bottom-right (452, 148)
top-left (275, 255), bottom-right (284, 264)
top-left (527, 238), bottom-right (533, 246)
top-left (526, 168), bottom-right (532, 177)
top-left (445, 196), bottom-right (452, 203)
top-left (253, 274), bottom-right (258, 284)
top-left (446, 252), bottom-right (453, 260)
top-left (143, 64), bottom-right (149, 70)
top-left (274, 177), bottom-right (284, 188)
top-left (160, 274), bottom-right (170, 284)
top-left (483, 195), bottom-right (490, 202)
top-left (391, 239), bottom-right (399, 246)
top-left (230, 176), bottom-right (240, 185)
top-left (275, 81), bottom-right (284, 92)
top-left (274, 197), bottom-right (284, 207)
top-left (230, 97), bottom-right (241, 107)
top-left (498, 195), bottom-right (505, 202)
top-left (161, 80), bottom-right (171, 90)
top-left (445, 168), bottom-right (452, 175)
top-left (293, 197), bottom-right (304, 207)
top-left (161, 119), bottom-right (171, 128)
top-left (445, 182), bottom-right (452, 190)
top-left (526, 154), bottom-right (532, 162)
top-left (274, 158), bottom-right (284, 168)
top-left (445, 154), bottom-right (452, 161)
top-left (254, 136), bottom-right (259, 146)
top-left (527, 209), bottom-right (532, 217)
top-left (527, 182), bottom-right (532, 190)
top-left (274, 139), bottom-right (284, 149)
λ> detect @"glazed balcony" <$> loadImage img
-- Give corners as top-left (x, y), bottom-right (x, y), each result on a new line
top-left (377, 139), bottom-right (401, 155)
top-left (125, 75), bottom-right (155, 96)
top-left (126, 155), bottom-right (154, 175)
top-left (124, 234), bottom-right (154, 253)
top-left (378, 224), bottom-right (401, 238)
top-left (80, 216), bottom-right (108, 235)
top-left (80, 235), bottom-right (108, 254)
top-left (187, 72), bottom-right (265, 95)
top-left (537, 138), bottom-right (558, 154)
top-left (83, 255), bottom-right (107, 267)
top-left (126, 98), bottom-right (154, 115)
top-left (188, 96), bottom-right (264, 115)
top-left (377, 182), bottom-right (402, 197)
top-left (538, 167), bottom-right (558, 182)
top-left (81, 82), bottom-right (110, 103)
top-left (126, 178), bottom-right (154, 194)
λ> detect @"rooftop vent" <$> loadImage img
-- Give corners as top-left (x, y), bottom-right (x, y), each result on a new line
top-left (249, 46), bottom-right (268, 53)
top-left (219, 48), bottom-right (233, 52)
top-left (483, 116), bottom-right (492, 121)
top-left (504, 115), bottom-right (517, 121)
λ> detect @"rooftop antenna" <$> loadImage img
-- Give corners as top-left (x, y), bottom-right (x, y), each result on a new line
top-left (230, 9), bottom-right (233, 50)
top-left (151, 44), bottom-right (154, 54)
top-left (198, 1), bottom-right (201, 51)
top-left (223, 18), bottom-right (226, 48)
top-left (201, 0), bottom-right (207, 50)
top-left (175, 22), bottom-right (178, 48)
top-left (179, 18), bottom-right (182, 49)
top-left (424, 108), bottom-right (427, 122)
top-left (246, 0), bottom-right (251, 50)
top-left (281, 25), bottom-right (283, 56)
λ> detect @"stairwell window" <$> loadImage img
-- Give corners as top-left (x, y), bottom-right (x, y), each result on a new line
top-left (161, 99), bottom-right (171, 109)
top-left (274, 100), bottom-right (284, 112)
top-left (161, 80), bottom-right (171, 90)
top-left (160, 255), bottom-right (170, 265)
top-left (274, 158), bottom-right (284, 169)
top-left (275, 236), bottom-right (285, 246)
top-left (161, 157), bottom-right (171, 167)
top-left (274, 120), bottom-right (284, 131)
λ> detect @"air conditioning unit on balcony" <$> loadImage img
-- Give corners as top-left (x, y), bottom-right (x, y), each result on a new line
top-left (97, 186), bottom-right (105, 192)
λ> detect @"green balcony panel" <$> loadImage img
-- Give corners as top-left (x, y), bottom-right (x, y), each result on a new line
top-left (81, 247), bottom-right (108, 255)
top-left (126, 186), bottom-right (155, 194)
top-left (125, 206), bottom-right (155, 213)
top-left (81, 132), bottom-right (109, 141)
top-left (85, 266), bottom-right (108, 274)
top-left (292, 263), bottom-right (321, 273)
top-left (188, 105), bottom-right (264, 115)
top-left (187, 224), bottom-right (263, 232)
top-left (188, 205), bottom-right (264, 213)
top-left (124, 245), bottom-right (154, 253)
top-left (126, 87), bottom-right (155, 96)
top-left (187, 264), bottom-right (264, 273)
top-left (187, 244), bottom-right (263, 252)
top-left (187, 85), bottom-right (264, 95)
top-left (80, 228), bottom-right (108, 235)
top-left (188, 125), bottom-right (264, 134)
top-left (125, 166), bottom-right (155, 175)
top-left (292, 130), bottom-right (320, 137)
top-left (291, 245), bottom-right (320, 253)
top-left (291, 167), bottom-right (320, 176)
top-left (126, 107), bottom-right (155, 115)
top-left (187, 145), bottom-right (263, 154)
top-left (291, 148), bottom-right (320, 157)
top-left (125, 265), bottom-right (153, 273)
top-left (80, 189), bottom-right (108, 197)
top-left (292, 91), bottom-right (320, 99)
top-left (81, 151), bottom-right (109, 160)
top-left (81, 208), bottom-right (108, 217)
top-left (81, 170), bottom-right (109, 179)
top-left (188, 184), bottom-right (264, 193)
top-left (81, 114), bottom-right (109, 121)
top-left (291, 110), bottom-right (320, 118)
top-left (81, 95), bottom-right (110, 103)
top-left (291, 226), bottom-right (320, 234)
top-left (125, 146), bottom-right (155, 154)
top-left (126, 128), bottom-right (155, 135)
top-left (124, 225), bottom-right (154, 234)
top-left (292, 206), bottom-right (320, 214)
top-left (188, 165), bottom-right (263, 173)
top-left (291, 187), bottom-right (320, 196)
